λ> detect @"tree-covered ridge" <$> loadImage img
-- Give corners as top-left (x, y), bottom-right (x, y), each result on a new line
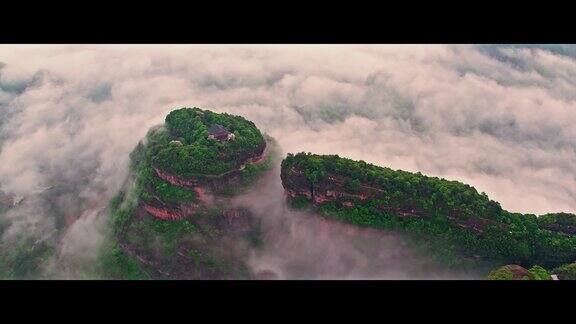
top-left (282, 152), bottom-right (504, 221)
top-left (149, 107), bottom-right (266, 177)
top-left (281, 152), bottom-right (576, 270)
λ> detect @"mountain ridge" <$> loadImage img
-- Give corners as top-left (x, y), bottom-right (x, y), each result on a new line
top-left (280, 152), bottom-right (576, 274)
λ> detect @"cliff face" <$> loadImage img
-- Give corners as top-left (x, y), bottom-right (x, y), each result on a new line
top-left (119, 204), bottom-right (258, 279)
top-left (283, 165), bottom-right (496, 233)
top-left (280, 164), bottom-right (505, 233)
top-left (145, 142), bottom-right (267, 221)
top-left (281, 166), bottom-right (384, 205)
top-left (231, 141), bottom-right (267, 169)
top-left (280, 166), bottom-right (313, 199)
top-left (153, 150), bottom-right (262, 196)
top-left (121, 141), bottom-right (269, 277)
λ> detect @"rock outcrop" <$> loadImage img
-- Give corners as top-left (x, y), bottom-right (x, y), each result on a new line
top-left (281, 166), bottom-right (384, 205)
top-left (141, 202), bottom-right (199, 221)
top-left (282, 163), bottom-right (428, 214)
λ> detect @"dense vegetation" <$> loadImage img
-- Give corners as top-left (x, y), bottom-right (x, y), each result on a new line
top-left (138, 164), bottom-right (197, 204)
top-left (150, 107), bottom-right (265, 177)
top-left (98, 241), bottom-right (150, 280)
top-left (537, 212), bottom-right (576, 234)
top-left (282, 152), bottom-right (576, 270)
top-left (0, 239), bottom-right (54, 279)
top-left (486, 264), bottom-right (553, 280)
top-left (96, 107), bottom-right (272, 279)
top-left (552, 262), bottom-right (576, 280)
top-left (97, 182), bottom-right (149, 279)
top-left (100, 178), bottom-right (260, 279)
top-left (99, 178), bottom-right (242, 279)
top-left (528, 265), bottom-right (552, 280)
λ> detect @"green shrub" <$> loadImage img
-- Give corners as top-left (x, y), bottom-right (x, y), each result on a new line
top-left (487, 265), bottom-right (534, 280)
top-left (529, 265), bottom-right (551, 280)
top-left (552, 262), bottom-right (576, 280)
top-left (98, 243), bottom-right (149, 280)
top-left (0, 240), bottom-right (54, 279)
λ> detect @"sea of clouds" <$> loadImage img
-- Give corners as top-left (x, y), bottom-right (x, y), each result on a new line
top-left (0, 45), bottom-right (575, 278)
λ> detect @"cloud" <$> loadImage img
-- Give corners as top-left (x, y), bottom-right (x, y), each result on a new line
top-left (0, 45), bottom-right (575, 278)
top-left (232, 163), bottom-right (476, 279)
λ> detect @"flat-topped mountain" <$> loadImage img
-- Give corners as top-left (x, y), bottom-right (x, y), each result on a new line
top-left (129, 107), bottom-right (270, 220)
top-left (280, 152), bottom-right (576, 271)
top-left (100, 107), bottom-right (275, 279)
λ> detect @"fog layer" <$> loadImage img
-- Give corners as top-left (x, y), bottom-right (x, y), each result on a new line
top-left (0, 45), bottom-right (575, 278)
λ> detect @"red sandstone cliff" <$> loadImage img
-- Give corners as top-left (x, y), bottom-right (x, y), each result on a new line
top-left (280, 165), bottom-right (505, 234)
top-left (142, 142), bottom-right (267, 222)
top-left (281, 166), bottom-right (384, 207)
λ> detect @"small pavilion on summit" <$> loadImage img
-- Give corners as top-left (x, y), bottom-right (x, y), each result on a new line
top-left (208, 124), bottom-right (235, 141)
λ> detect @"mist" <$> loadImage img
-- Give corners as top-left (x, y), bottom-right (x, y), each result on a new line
top-left (0, 45), bottom-right (575, 278)
top-left (232, 161), bottom-right (478, 279)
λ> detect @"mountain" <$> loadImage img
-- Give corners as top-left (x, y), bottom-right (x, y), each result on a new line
top-left (99, 107), bottom-right (276, 279)
top-left (280, 152), bottom-right (576, 273)
top-left (97, 109), bottom-right (575, 280)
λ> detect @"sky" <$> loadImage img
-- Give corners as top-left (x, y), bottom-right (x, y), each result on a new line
top-left (0, 45), bottom-right (575, 278)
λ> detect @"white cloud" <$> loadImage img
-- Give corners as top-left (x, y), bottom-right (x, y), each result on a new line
top-left (1, 44), bottom-right (575, 277)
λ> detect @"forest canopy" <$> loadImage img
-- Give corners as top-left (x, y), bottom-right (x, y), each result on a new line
top-left (147, 107), bottom-right (265, 177)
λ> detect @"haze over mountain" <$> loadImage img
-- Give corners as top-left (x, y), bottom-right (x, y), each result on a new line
top-left (0, 45), bottom-right (575, 279)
